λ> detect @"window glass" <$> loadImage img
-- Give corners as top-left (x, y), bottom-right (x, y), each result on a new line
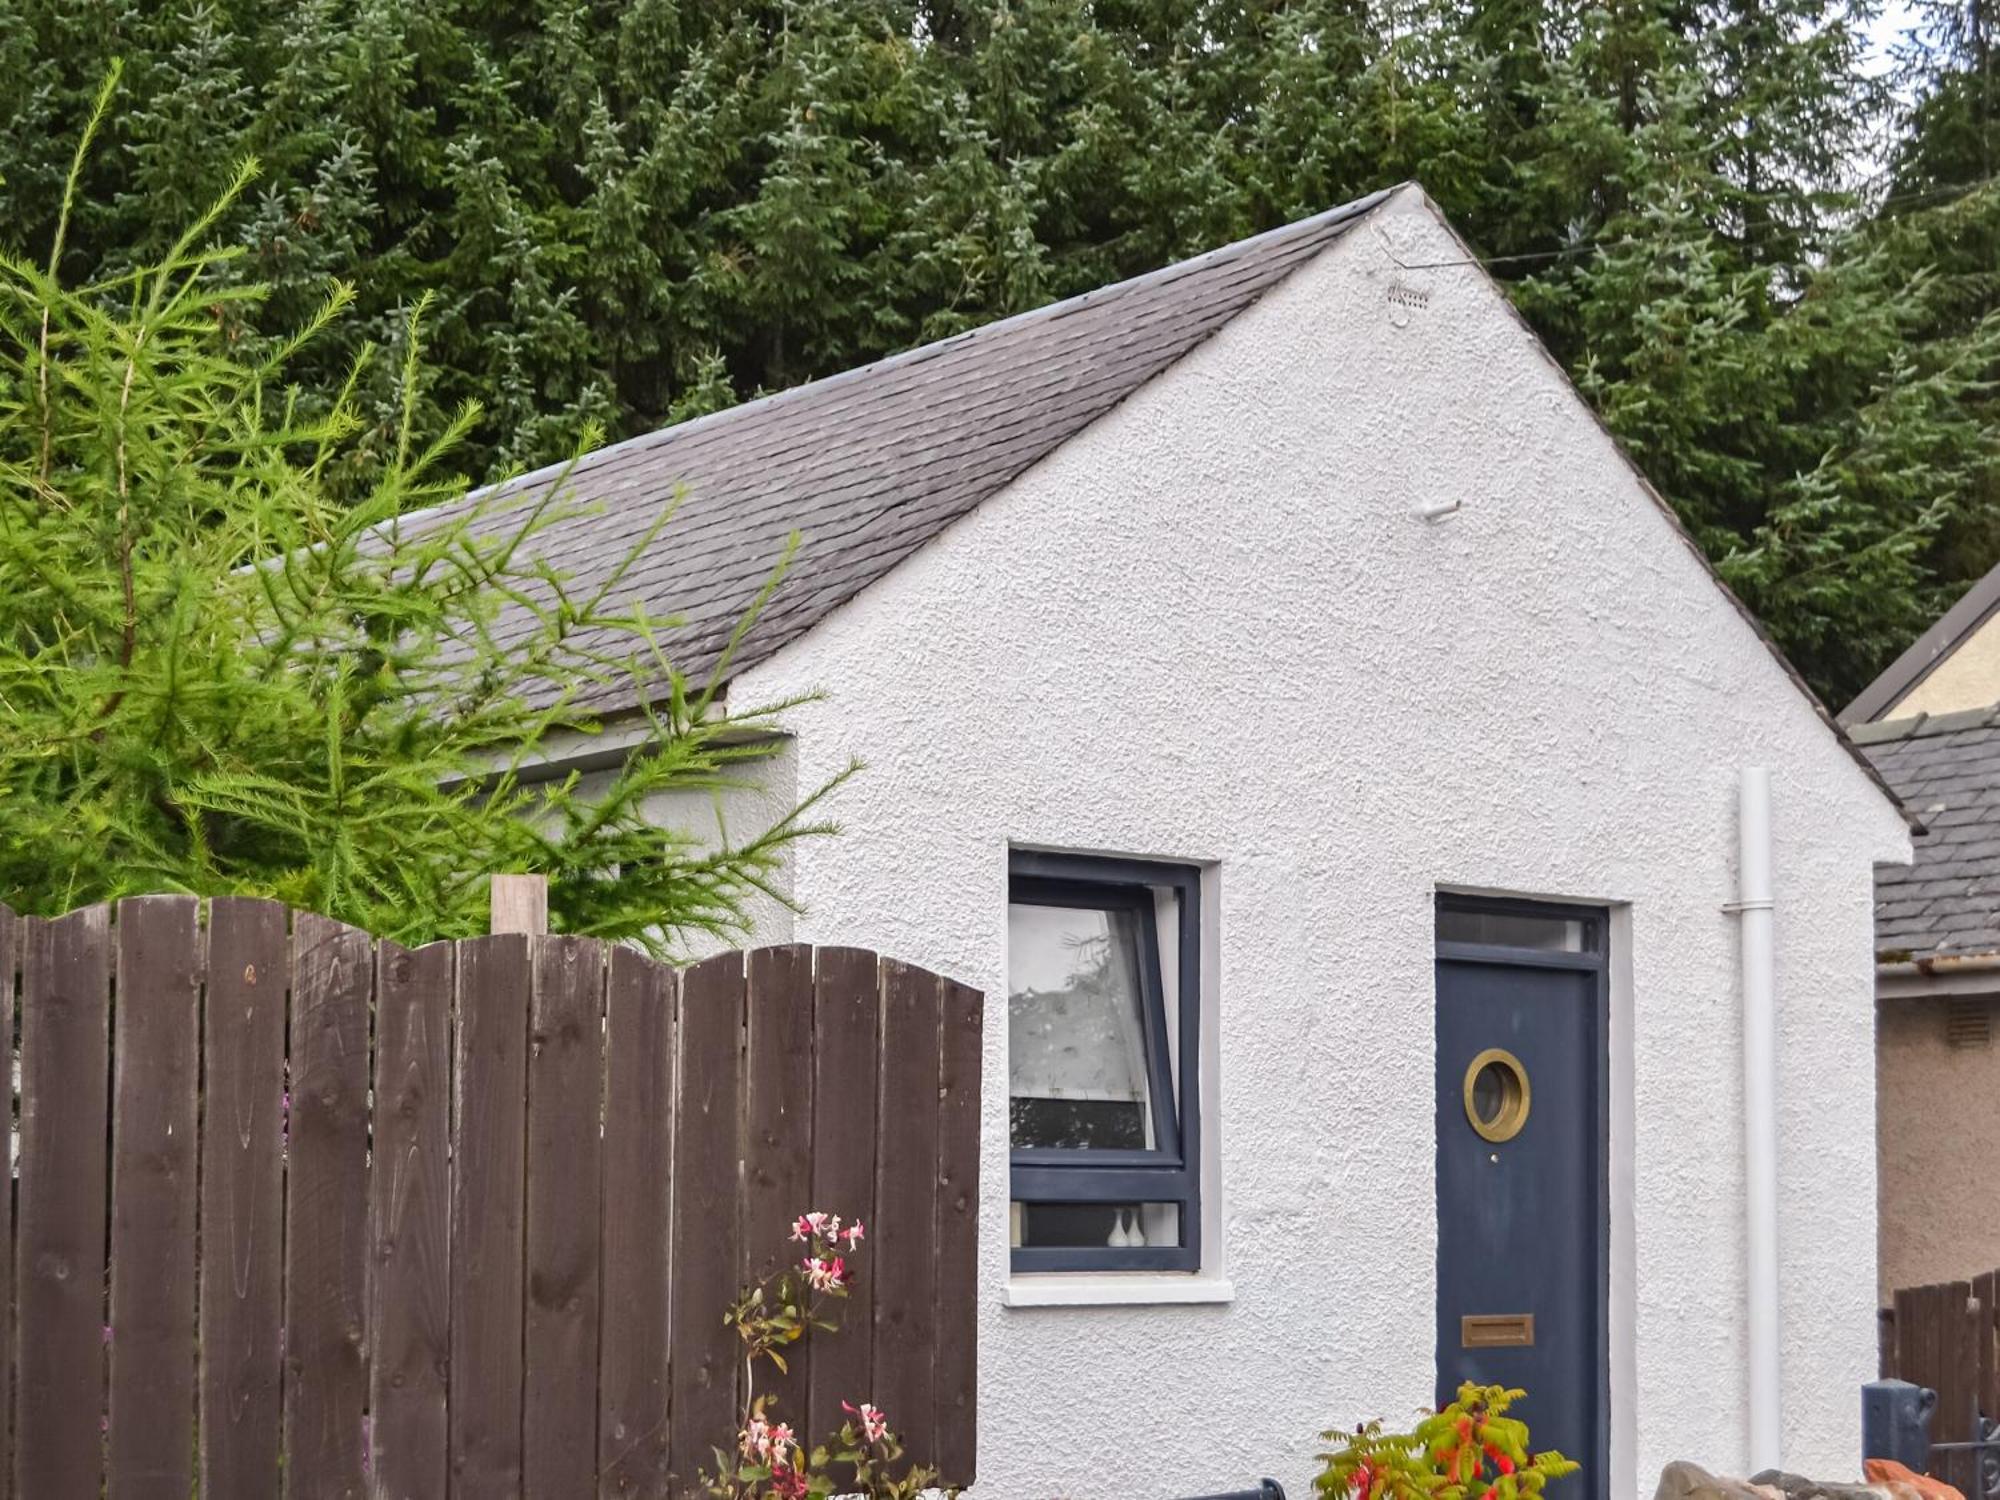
top-left (1436, 907), bottom-right (1592, 952)
top-left (1011, 1201), bottom-right (1181, 1251)
top-left (1007, 901), bottom-right (1157, 1150)
top-left (1471, 1059), bottom-right (1510, 1122)
top-left (1005, 850), bottom-right (1201, 1272)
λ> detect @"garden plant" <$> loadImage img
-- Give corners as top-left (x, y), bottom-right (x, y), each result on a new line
top-left (1316, 1383), bottom-right (1578, 1500)
top-left (707, 1210), bottom-right (943, 1500)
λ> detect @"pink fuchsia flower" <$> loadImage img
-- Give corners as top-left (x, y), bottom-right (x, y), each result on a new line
top-left (843, 1400), bottom-right (890, 1444)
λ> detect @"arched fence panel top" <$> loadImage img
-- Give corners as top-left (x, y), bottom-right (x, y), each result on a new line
top-left (0, 897), bottom-right (983, 1500)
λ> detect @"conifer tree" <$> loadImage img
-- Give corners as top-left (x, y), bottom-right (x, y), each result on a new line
top-left (1, 0), bottom-right (1996, 702)
top-left (1497, 0), bottom-right (2000, 700)
top-left (0, 86), bottom-right (839, 948)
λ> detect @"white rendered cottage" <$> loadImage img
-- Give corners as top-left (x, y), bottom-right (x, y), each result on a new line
top-left (456, 186), bottom-right (1912, 1496)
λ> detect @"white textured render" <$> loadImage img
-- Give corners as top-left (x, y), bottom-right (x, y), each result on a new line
top-left (667, 188), bottom-right (1908, 1497)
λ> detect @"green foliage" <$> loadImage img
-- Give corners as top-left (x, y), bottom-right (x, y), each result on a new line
top-left (1890, 0), bottom-right (1999, 201)
top-left (0, 92), bottom-right (842, 950)
top-left (1316, 1384), bottom-right (1578, 1500)
top-left (1, 0), bottom-right (1997, 702)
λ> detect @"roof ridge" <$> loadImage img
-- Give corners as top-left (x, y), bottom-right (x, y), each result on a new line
top-left (600, 186), bottom-right (1400, 458)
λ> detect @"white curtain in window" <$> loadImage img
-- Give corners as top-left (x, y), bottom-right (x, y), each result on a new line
top-left (1006, 903), bottom-right (1150, 1107)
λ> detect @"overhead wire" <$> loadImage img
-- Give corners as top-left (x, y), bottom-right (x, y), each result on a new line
top-left (1377, 171), bottom-right (2000, 271)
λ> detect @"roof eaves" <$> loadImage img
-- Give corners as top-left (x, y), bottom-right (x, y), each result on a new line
top-left (1877, 948), bottom-right (2000, 980)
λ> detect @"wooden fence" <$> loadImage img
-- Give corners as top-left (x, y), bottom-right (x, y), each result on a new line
top-left (0, 896), bottom-right (983, 1499)
top-left (1880, 1272), bottom-right (2000, 1492)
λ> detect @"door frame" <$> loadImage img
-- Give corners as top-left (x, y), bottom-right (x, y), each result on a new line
top-left (1434, 892), bottom-right (1611, 1496)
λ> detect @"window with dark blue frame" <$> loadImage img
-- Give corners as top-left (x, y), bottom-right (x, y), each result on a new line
top-left (1007, 851), bottom-right (1201, 1273)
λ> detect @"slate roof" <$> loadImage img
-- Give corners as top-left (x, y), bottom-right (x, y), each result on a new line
top-left (396, 181), bottom-right (1909, 834)
top-left (1855, 709), bottom-right (2000, 961)
top-left (416, 188), bottom-right (1395, 713)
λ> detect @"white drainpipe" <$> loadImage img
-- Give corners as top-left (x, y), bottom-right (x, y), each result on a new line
top-left (1737, 766), bottom-right (1782, 1473)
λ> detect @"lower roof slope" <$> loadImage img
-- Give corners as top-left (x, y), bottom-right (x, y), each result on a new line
top-left (1856, 710), bottom-right (2000, 961)
top-left (423, 189), bottom-right (1393, 712)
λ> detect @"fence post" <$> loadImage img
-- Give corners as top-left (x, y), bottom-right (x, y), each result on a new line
top-left (490, 874), bottom-right (549, 936)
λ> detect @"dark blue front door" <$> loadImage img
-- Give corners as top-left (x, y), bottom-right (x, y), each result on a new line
top-left (1435, 905), bottom-right (1606, 1497)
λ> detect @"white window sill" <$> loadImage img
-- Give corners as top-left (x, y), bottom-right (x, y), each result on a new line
top-left (1001, 1273), bottom-right (1236, 1308)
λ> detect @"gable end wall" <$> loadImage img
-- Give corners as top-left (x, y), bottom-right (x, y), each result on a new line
top-left (725, 186), bottom-right (1910, 1495)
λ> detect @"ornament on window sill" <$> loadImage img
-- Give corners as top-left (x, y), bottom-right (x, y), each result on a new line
top-left (1106, 1207), bottom-right (1148, 1248)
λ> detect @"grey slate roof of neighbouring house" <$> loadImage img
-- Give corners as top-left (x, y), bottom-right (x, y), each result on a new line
top-left (415, 188), bottom-right (1395, 714)
top-left (1854, 710), bottom-right (2000, 961)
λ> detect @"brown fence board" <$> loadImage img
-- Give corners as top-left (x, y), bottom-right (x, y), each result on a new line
top-left (6, 902), bottom-right (981, 1500)
top-left (0, 905), bottom-right (15, 1500)
top-left (1978, 1272), bottom-right (2000, 1428)
top-left (1939, 1281), bottom-right (1979, 1494)
top-left (932, 977), bottom-right (983, 1487)
top-left (449, 934), bottom-right (531, 1497)
top-left (669, 953), bottom-right (746, 1500)
top-left (107, 895), bottom-right (203, 1500)
top-left (200, 898), bottom-right (290, 1500)
top-left (524, 936), bottom-right (607, 1498)
top-left (599, 947), bottom-right (676, 1500)
top-left (1895, 1284), bottom-right (1921, 1390)
top-left (872, 960), bottom-right (942, 1469)
top-left (285, 912), bottom-right (374, 1500)
top-left (746, 945), bottom-right (815, 1425)
top-left (806, 948), bottom-right (882, 1448)
top-left (370, 939), bottom-right (454, 1499)
top-left (16, 904), bottom-right (112, 1497)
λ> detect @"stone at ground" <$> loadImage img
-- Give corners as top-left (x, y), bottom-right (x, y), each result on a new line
top-left (1751, 1469), bottom-right (1893, 1500)
top-left (1654, 1460), bottom-right (1787, 1499)
top-left (1864, 1459), bottom-right (1967, 1500)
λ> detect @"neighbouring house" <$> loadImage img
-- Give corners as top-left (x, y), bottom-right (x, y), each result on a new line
top-left (441, 185), bottom-right (1912, 1496)
top-left (1843, 567), bottom-right (2000, 1302)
